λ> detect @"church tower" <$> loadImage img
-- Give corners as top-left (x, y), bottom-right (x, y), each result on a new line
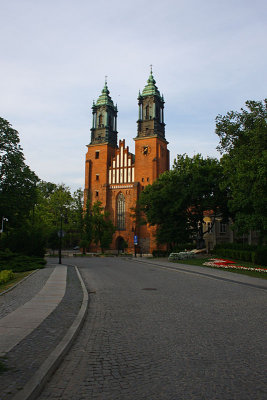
top-left (134, 69), bottom-right (170, 253)
top-left (90, 79), bottom-right (118, 147)
top-left (84, 80), bottom-right (117, 207)
top-left (134, 69), bottom-right (169, 187)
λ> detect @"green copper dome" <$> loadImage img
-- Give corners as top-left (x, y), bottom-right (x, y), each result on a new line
top-left (96, 81), bottom-right (115, 108)
top-left (141, 71), bottom-right (161, 97)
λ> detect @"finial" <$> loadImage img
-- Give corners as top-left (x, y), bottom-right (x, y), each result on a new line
top-left (150, 64), bottom-right (153, 74)
top-left (105, 75), bottom-right (108, 85)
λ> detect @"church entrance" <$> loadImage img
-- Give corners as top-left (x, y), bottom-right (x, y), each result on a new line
top-left (116, 236), bottom-right (126, 254)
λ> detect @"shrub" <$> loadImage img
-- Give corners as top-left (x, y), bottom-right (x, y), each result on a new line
top-left (253, 248), bottom-right (267, 266)
top-left (152, 250), bottom-right (170, 257)
top-left (0, 250), bottom-right (46, 272)
top-left (0, 270), bottom-right (14, 284)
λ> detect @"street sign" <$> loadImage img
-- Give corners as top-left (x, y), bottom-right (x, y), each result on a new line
top-left (57, 230), bottom-right (65, 238)
top-left (134, 235), bottom-right (138, 245)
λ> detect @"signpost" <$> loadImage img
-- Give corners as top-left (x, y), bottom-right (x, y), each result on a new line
top-left (134, 235), bottom-right (138, 257)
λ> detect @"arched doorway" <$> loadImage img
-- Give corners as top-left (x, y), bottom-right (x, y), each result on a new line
top-left (116, 236), bottom-right (126, 254)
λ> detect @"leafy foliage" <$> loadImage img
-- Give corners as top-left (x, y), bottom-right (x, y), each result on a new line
top-left (139, 154), bottom-right (228, 249)
top-left (216, 99), bottom-right (267, 240)
top-left (91, 201), bottom-right (115, 252)
top-left (0, 118), bottom-right (39, 227)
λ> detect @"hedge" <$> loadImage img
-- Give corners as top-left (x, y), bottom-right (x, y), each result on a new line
top-left (212, 244), bottom-right (267, 266)
top-left (0, 250), bottom-right (46, 272)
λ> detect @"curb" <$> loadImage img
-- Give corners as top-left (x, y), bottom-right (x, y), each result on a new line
top-left (12, 265), bottom-right (89, 400)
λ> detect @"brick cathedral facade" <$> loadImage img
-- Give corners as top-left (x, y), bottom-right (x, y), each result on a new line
top-left (84, 71), bottom-right (169, 253)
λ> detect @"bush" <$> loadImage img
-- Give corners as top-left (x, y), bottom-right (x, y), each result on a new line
top-left (212, 244), bottom-right (267, 265)
top-left (0, 270), bottom-right (14, 284)
top-left (0, 250), bottom-right (46, 272)
top-left (152, 250), bottom-right (170, 257)
top-left (253, 248), bottom-right (267, 266)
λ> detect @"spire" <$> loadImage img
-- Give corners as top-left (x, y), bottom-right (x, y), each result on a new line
top-left (96, 77), bottom-right (115, 107)
top-left (141, 67), bottom-right (161, 97)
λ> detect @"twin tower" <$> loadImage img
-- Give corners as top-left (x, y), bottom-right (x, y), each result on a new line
top-left (84, 70), bottom-right (170, 254)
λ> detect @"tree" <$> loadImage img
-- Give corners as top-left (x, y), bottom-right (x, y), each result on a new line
top-left (173, 154), bottom-right (228, 248)
top-left (0, 118), bottom-right (39, 228)
top-left (139, 169), bottom-right (190, 249)
top-left (139, 154), bottom-right (228, 249)
top-left (216, 99), bottom-right (267, 241)
top-left (91, 201), bottom-right (115, 253)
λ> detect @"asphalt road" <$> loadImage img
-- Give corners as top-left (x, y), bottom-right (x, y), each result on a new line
top-left (38, 257), bottom-right (267, 400)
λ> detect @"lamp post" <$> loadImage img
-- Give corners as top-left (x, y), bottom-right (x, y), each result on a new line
top-left (0, 217), bottom-right (8, 234)
top-left (58, 214), bottom-right (63, 264)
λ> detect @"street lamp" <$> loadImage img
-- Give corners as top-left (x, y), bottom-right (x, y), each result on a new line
top-left (0, 217), bottom-right (8, 233)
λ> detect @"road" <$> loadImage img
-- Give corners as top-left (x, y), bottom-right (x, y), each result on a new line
top-left (38, 257), bottom-right (267, 400)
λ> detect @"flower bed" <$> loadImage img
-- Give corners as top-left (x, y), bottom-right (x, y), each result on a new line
top-left (203, 258), bottom-right (267, 273)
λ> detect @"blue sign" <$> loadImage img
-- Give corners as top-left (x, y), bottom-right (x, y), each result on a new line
top-left (134, 235), bottom-right (138, 245)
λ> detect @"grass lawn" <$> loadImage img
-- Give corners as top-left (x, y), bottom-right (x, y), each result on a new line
top-left (0, 271), bottom-right (34, 294)
top-left (170, 256), bottom-right (267, 279)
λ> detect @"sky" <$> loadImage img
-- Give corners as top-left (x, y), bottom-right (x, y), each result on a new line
top-left (1, 0), bottom-right (266, 192)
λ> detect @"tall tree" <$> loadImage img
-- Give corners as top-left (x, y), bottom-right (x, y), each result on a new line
top-left (139, 169), bottom-right (189, 249)
top-left (91, 201), bottom-right (115, 253)
top-left (139, 154), bottom-right (228, 249)
top-left (0, 118), bottom-right (39, 227)
top-left (173, 154), bottom-right (228, 248)
top-left (216, 99), bottom-right (267, 241)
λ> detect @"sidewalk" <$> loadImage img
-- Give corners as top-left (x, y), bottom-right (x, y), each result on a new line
top-left (0, 263), bottom-right (88, 400)
top-left (131, 257), bottom-right (267, 290)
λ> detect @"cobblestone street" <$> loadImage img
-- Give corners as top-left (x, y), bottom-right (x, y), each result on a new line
top-left (37, 257), bottom-right (267, 400)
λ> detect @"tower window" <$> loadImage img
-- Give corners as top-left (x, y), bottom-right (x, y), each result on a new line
top-left (95, 151), bottom-right (99, 159)
top-left (98, 114), bottom-right (103, 127)
top-left (145, 105), bottom-right (149, 119)
top-left (96, 174), bottom-right (99, 181)
top-left (95, 191), bottom-right (99, 197)
top-left (117, 193), bottom-right (125, 230)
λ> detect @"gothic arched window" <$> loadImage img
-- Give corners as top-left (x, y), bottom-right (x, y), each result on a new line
top-left (98, 114), bottom-right (103, 126)
top-left (145, 105), bottom-right (149, 119)
top-left (117, 193), bottom-right (125, 230)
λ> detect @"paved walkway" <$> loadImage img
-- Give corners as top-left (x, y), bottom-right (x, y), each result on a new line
top-left (0, 262), bottom-right (87, 400)
top-left (0, 266), bottom-right (67, 357)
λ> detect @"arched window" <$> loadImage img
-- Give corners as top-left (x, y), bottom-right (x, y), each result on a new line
top-left (145, 105), bottom-right (149, 119)
top-left (117, 193), bottom-right (125, 230)
top-left (98, 114), bottom-right (103, 126)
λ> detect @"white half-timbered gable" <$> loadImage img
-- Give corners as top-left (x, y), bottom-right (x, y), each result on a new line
top-left (108, 140), bottom-right (135, 184)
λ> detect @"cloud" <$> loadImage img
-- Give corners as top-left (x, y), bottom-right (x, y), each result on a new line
top-left (1, 0), bottom-right (266, 191)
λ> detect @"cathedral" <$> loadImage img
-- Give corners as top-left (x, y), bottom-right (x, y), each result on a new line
top-left (84, 70), bottom-right (170, 254)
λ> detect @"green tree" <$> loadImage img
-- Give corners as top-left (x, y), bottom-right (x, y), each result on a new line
top-left (0, 118), bottom-right (39, 228)
top-left (139, 169), bottom-right (189, 249)
top-left (216, 99), bottom-right (267, 241)
top-left (91, 201), bottom-right (115, 253)
top-left (140, 154), bottom-right (228, 249)
top-left (173, 154), bottom-right (228, 248)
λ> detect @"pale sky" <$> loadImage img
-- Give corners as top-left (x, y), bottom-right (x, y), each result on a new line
top-left (1, 0), bottom-right (266, 192)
